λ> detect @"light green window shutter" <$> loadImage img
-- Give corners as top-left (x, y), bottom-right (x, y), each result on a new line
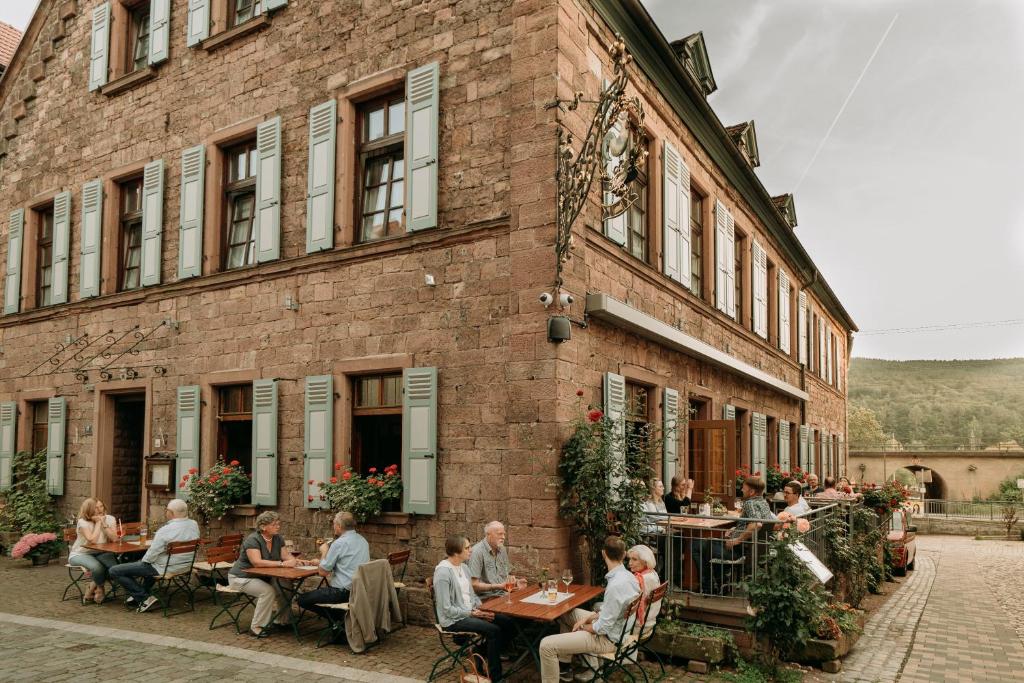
top-left (798, 291), bottom-right (808, 365)
top-left (799, 424), bottom-right (809, 472)
top-left (46, 397), bottom-right (66, 496)
top-left (602, 119), bottom-right (627, 247)
top-left (752, 240), bottom-right (767, 339)
top-left (304, 375), bottom-right (333, 509)
top-left (722, 404), bottom-right (736, 421)
top-left (141, 159), bottom-right (164, 287)
top-left (662, 141), bottom-right (687, 284)
top-left (837, 435), bottom-right (845, 474)
top-left (0, 402), bottom-right (16, 492)
top-left (51, 192), bottom-right (71, 305)
top-left (251, 379), bottom-right (279, 506)
top-left (752, 412), bottom-right (767, 475)
top-left (778, 419), bottom-right (791, 472)
top-left (148, 0), bottom-right (170, 65)
top-left (186, 0), bottom-right (209, 47)
top-left (264, 0), bottom-right (288, 11)
top-left (175, 386), bottom-right (200, 500)
top-left (824, 430), bottom-right (832, 477)
top-left (88, 3), bottom-right (110, 91)
top-left (80, 180), bottom-right (103, 299)
top-left (808, 429), bottom-right (816, 476)
top-left (306, 100), bottom-right (336, 253)
top-left (406, 62), bottom-right (439, 232)
top-left (778, 269), bottom-right (791, 354)
top-left (818, 317), bottom-right (826, 378)
top-left (403, 367), bottom-right (438, 515)
top-left (662, 387), bottom-right (679, 484)
top-left (4, 209), bottom-right (23, 315)
top-left (603, 372), bottom-right (626, 482)
top-left (715, 200), bottom-right (736, 318)
top-left (254, 116), bottom-right (282, 263)
top-left (178, 145), bottom-right (205, 279)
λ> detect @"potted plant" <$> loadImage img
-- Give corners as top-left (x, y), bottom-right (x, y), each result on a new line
top-left (318, 463), bottom-right (403, 522)
top-left (11, 531), bottom-right (62, 565)
top-left (179, 458), bottom-right (253, 526)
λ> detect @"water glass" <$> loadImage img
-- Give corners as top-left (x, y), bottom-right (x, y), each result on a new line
top-left (139, 526), bottom-right (148, 545)
top-left (546, 579), bottom-right (558, 603)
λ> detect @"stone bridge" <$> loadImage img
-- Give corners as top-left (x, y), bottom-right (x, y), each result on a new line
top-left (848, 451), bottom-right (1024, 500)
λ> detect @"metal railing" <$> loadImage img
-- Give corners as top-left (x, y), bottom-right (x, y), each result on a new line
top-left (916, 499), bottom-right (1024, 520)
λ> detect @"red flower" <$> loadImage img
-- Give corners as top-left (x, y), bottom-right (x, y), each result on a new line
top-left (179, 482), bottom-right (186, 488)
top-left (210, 476), bottom-right (220, 484)
top-left (386, 471), bottom-right (396, 477)
top-left (368, 478), bottom-right (377, 485)
top-left (576, 389), bottom-right (584, 397)
top-left (308, 479), bottom-right (315, 485)
top-left (229, 460), bottom-right (240, 466)
top-left (307, 495), bottom-right (314, 502)
top-left (329, 476), bottom-right (337, 484)
top-left (220, 480), bottom-right (228, 487)
top-left (369, 467), bottom-right (377, 473)
top-left (376, 480), bottom-right (385, 487)
top-left (587, 409), bottom-right (603, 422)
top-left (342, 471), bottom-right (352, 480)
top-left (334, 462), bottom-right (342, 471)
top-left (188, 467), bottom-right (198, 474)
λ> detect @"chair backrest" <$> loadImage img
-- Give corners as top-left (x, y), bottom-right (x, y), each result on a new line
top-left (388, 549), bottom-right (411, 581)
top-left (612, 594), bottom-right (643, 647)
top-left (217, 533), bottom-right (243, 548)
top-left (120, 522), bottom-right (143, 536)
top-left (425, 576), bottom-right (442, 624)
top-left (62, 526), bottom-right (77, 543)
top-left (205, 544), bottom-right (238, 566)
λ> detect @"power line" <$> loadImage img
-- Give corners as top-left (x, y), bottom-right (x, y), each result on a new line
top-left (857, 318), bottom-right (1024, 336)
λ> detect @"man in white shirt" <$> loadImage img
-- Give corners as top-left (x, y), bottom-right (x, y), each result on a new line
top-left (782, 480), bottom-right (811, 516)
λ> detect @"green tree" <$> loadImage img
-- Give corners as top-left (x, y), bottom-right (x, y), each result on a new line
top-left (848, 403), bottom-right (885, 450)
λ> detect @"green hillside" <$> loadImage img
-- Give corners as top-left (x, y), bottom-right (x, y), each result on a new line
top-left (848, 358), bottom-right (1024, 450)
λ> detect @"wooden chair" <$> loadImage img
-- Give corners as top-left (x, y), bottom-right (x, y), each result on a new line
top-left (206, 545), bottom-right (257, 633)
top-left (192, 543), bottom-right (239, 603)
top-left (217, 533), bottom-right (243, 551)
top-left (388, 549), bottom-right (411, 625)
top-left (636, 582), bottom-right (670, 682)
top-left (581, 588), bottom-right (661, 683)
top-left (61, 527), bottom-right (89, 602)
top-left (426, 577), bottom-right (483, 682)
top-left (150, 539), bottom-right (200, 617)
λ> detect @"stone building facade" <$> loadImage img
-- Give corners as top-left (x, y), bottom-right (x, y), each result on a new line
top-left (0, 0), bottom-right (854, 617)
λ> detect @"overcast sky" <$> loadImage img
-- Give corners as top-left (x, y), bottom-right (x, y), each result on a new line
top-left (3, 1), bottom-right (1022, 360)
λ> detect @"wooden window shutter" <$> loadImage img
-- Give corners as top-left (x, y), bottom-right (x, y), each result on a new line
top-left (406, 62), bottom-right (440, 232)
top-left (798, 291), bottom-right (808, 365)
top-left (752, 240), bottom-right (767, 338)
top-left (722, 404), bottom-right (736, 421)
top-left (799, 424), bottom-right (809, 472)
top-left (306, 100), bottom-right (336, 253)
top-left (3, 209), bottom-right (23, 315)
top-left (88, 3), bottom-right (110, 92)
top-left (141, 159), bottom-right (164, 287)
top-left (79, 180), bottom-right (103, 299)
top-left (186, 0), bottom-right (210, 47)
top-left (175, 386), bottom-right (200, 500)
top-left (303, 375), bottom-right (333, 509)
top-left (725, 209), bottom-right (736, 318)
top-left (264, 0), bottom-right (289, 11)
top-left (808, 429), bottom-right (816, 475)
top-left (0, 402), bottom-right (16, 491)
top-left (661, 141), bottom-right (689, 285)
top-left (46, 397), bottom-right (67, 496)
top-left (826, 326), bottom-right (833, 385)
top-left (778, 269), bottom-right (791, 354)
top-left (818, 317), bottom-right (826, 377)
top-left (254, 117), bottom-right (282, 263)
top-left (402, 367), bottom-right (438, 514)
top-left (178, 145), bottom-right (205, 279)
top-left (51, 192), bottom-right (72, 305)
top-left (714, 200), bottom-right (730, 315)
top-left (822, 430), bottom-right (831, 477)
top-left (148, 0), bottom-right (170, 65)
top-left (838, 435), bottom-right (845, 473)
top-left (604, 372), bottom-right (626, 489)
top-left (662, 387), bottom-right (679, 484)
top-left (251, 379), bottom-right (279, 506)
top-left (778, 419), bottom-right (791, 472)
top-left (602, 119), bottom-right (627, 246)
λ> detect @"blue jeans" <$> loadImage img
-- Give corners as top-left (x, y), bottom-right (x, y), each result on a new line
top-left (447, 614), bottom-right (514, 682)
top-left (68, 552), bottom-right (117, 585)
top-left (690, 538), bottom-right (741, 594)
top-left (109, 561), bottom-right (159, 603)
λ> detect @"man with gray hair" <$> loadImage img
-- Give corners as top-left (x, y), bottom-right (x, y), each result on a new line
top-left (109, 498), bottom-right (200, 613)
top-left (468, 520), bottom-right (510, 598)
top-left (297, 511), bottom-right (369, 620)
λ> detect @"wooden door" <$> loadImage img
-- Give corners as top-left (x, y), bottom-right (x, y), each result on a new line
top-left (688, 419), bottom-right (737, 508)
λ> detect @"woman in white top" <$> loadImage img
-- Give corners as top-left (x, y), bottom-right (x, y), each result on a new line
top-left (627, 544), bottom-right (663, 635)
top-left (67, 498), bottom-right (118, 603)
top-left (641, 479), bottom-right (668, 533)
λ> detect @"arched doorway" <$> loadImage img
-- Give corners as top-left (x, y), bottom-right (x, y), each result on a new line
top-left (904, 465), bottom-right (945, 500)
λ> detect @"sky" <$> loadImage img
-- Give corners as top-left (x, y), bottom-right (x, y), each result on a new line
top-left (2, 1), bottom-right (1023, 360)
top-left (640, 0), bottom-right (1024, 360)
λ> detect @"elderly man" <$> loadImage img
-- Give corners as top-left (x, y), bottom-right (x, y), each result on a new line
top-left (297, 511), bottom-right (369, 620)
top-left (538, 536), bottom-right (640, 683)
top-left (468, 521), bottom-right (510, 598)
top-left (805, 473), bottom-right (823, 495)
top-left (109, 498), bottom-right (200, 613)
top-left (782, 480), bottom-right (811, 516)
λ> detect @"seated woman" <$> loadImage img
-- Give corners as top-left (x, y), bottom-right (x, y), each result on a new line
top-left (663, 475), bottom-right (694, 513)
top-left (67, 498), bottom-right (118, 603)
top-left (227, 511), bottom-right (315, 638)
top-left (641, 479), bottom-right (668, 533)
top-left (627, 544), bottom-right (663, 635)
top-left (433, 535), bottom-right (514, 681)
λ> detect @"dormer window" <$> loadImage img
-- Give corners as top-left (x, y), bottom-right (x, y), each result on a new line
top-left (726, 121), bottom-right (760, 168)
top-left (671, 32), bottom-right (717, 97)
top-left (772, 194), bottom-right (798, 229)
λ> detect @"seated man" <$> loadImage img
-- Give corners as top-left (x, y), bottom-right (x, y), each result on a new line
top-left (468, 520), bottom-right (510, 599)
top-left (538, 536), bottom-right (640, 683)
top-left (297, 511), bottom-right (369, 621)
top-left (805, 473), bottom-right (823, 496)
top-left (109, 498), bottom-right (200, 613)
top-left (690, 475), bottom-right (776, 595)
top-left (782, 480), bottom-right (811, 516)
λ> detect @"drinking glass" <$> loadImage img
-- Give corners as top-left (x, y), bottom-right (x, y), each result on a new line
top-left (561, 569), bottom-right (573, 596)
top-left (546, 580), bottom-right (558, 603)
top-left (504, 574), bottom-right (516, 603)
top-left (516, 577), bottom-right (528, 592)
top-left (139, 526), bottom-right (148, 546)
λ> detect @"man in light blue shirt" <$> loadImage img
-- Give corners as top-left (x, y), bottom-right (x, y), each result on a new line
top-left (538, 536), bottom-right (641, 682)
top-left (297, 511), bottom-right (369, 619)
top-left (109, 498), bottom-right (200, 613)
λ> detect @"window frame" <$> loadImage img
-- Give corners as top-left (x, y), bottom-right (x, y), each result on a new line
top-left (117, 175), bottom-right (145, 292)
top-left (350, 372), bottom-right (403, 478)
top-left (734, 230), bottom-right (745, 326)
top-left (126, 2), bottom-right (151, 74)
top-left (35, 204), bottom-right (55, 308)
top-left (355, 92), bottom-right (406, 244)
top-left (221, 138), bottom-right (259, 271)
top-left (230, 0), bottom-right (264, 28)
top-left (689, 186), bottom-right (704, 299)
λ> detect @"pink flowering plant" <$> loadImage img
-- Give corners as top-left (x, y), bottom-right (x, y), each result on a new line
top-left (11, 531), bottom-right (61, 560)
top-left (179, 458), bottom-right (252, 522)
top-left (318, 464), bottom-right (402, 522)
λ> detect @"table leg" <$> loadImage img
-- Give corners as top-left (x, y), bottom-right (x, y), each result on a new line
top-left (266, 578), bottom-right (307, 642)
top-left (503, 619), bottom-right (553, 678)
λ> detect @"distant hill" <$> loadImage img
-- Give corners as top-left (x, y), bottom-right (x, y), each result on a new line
top-left (848, 358), bottom-right (1024, 451)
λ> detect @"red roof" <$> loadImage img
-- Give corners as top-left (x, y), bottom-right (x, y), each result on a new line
top-left (0, 21), bottom-right (23, 70)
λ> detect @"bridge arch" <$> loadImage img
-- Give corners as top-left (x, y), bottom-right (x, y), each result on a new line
top-left (903, 464), bottom-right (946, 500)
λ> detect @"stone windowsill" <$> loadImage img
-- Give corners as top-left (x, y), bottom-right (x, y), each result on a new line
top-left (227, 504), bottom-right (258, 517)
top-left (366, 512), bottom-right (412, 526)
top-left (100, 67), bottom-right (156, 97)
top-left (201, 15), bottom-right (270, 52)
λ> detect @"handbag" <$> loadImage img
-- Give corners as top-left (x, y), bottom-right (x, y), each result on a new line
top-left (460, 652), bottom-right (492, 683)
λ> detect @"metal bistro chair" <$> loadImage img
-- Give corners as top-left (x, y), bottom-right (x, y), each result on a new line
top-left (192, 542), bottom-right (239, 603)
top-left (425, 577), bottom-right (484, 682)
top-left (636, 582), bottom-right (670, 682)
top-left (61, 527), bottom-right (90, 602)
top-left (388, 549), bottom-right (411, 625)
top-left (207, 545), bottom-right (258, 633)
top-left (582, 584), bottom-right (667, 683)
top-left (150, 539), bottom-right (200, 617)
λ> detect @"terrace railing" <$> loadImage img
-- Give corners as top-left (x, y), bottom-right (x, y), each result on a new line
top-left (918, 499), bottom-right (1024, 521)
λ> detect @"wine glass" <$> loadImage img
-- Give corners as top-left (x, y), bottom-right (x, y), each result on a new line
top-left (516, 577), bottom-right (528, 592)
top-left (504, 574), bottom-right (516, 603)
top-left (561, 569), bottom-right (573, 596)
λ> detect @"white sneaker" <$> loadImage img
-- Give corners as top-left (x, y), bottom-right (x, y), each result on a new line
top-left (136, 596), bottom-right (159, 613)
top-left (559, 669), bottom-right (574, 682)
top-left (574, 672), bottom-right (596, 682)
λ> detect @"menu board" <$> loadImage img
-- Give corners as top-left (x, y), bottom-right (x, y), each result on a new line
top-left (790, 542), bottom-right (834, 584)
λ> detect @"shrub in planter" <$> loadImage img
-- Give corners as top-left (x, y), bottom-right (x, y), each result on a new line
top-left (857, 480), bottom-right (910, 512)
top-left (11, 531), bottom-right (62, 564)
top-left (319, 464), bottom-right (402, 522)
top-left (4, 450), bottom-right (60, 535)
top-left (179, 458), bottom-right (252, 523)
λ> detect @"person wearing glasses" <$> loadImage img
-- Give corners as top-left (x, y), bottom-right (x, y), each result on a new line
top-left (782, 480), bottom-right (811, 516)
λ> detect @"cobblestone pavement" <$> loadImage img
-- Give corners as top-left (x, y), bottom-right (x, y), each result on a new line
top-left (832, 535), bottom-right (1024, 683)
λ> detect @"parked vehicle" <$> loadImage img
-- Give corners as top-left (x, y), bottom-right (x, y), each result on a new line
top-left (888, 507), bottom-right (917, 576)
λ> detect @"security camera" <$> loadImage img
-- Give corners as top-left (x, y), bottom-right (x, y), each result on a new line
top-left (539, 292), bottom-right (554, 308)
top-left (559, 292), bottom-right (574, 307)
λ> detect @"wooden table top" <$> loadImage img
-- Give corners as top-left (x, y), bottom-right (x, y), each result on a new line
top-left (657, 515), bottom-right (735, 530)
top-left (480, 584), bottom-right (604, 622)
top-left (244, 565), bottom-right (320, 581)
top-left (84, 540), bottom-right (151, 554)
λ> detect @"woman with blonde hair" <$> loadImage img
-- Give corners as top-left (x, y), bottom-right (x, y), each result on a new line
top-left (627, 544), bottom-right (663, 633)
top-left (68, 498), bottom-right (118, 603)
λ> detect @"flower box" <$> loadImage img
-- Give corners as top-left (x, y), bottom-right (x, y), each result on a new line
top-left (227, 504), bottom-right (258, 518)
top-left (644, 632), bottom-right (727, 664)
top-left (787, 612), bottom-right (866, 666)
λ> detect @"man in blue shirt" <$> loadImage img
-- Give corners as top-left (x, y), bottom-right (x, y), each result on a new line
top-left (297, 511), bottom-right (369, 620)
top-left (538, 536), bottom-right (640, 682)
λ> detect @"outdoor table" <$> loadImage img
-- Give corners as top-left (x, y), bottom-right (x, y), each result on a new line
top-left (244, 565), bottom-right (320, 641)
top-left (656, 516), bottom-right (735, 592)
top-left (84, 540), bottom-right (152, 555)
top-left (479, 583), bottom-right (604, 675)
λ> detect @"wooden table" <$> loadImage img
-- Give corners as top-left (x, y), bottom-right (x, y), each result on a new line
top-left (480, 584), bottom-right (604, 675)
top-left (84, 540), bottom-right (151, 554)
top-left (244, 565), bottom-right (320, 640)
top-left (656, 515), bottom-right (735, 531)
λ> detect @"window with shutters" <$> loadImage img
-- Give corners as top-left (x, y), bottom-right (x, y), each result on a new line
top-left (118, 176), bottom-right (144, 291)
top-left (30, 401), bottom-right (48, 456)
top-left (352, 373), bottom-right (403, 483)
top-left (35, 205), bottom-right (54, 308)
top-left (602, 122), bottom-right (649, 262)
top-left (216, 384), bottom-right (253, 503)
top-left (223, 139), bottom-right (258, 269)
top-left (357, 94), bottom-right (406, 243)
top-left (231, 0), bottom-right (263, 26)
top-left (127, 3), bottom-right (151, 73)
top-left (734, 231), bottom-right (745, 325)
top-left (689, 187), bottom-right (704, 298)
top-left (624, 381), bottom-right (651, 464)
